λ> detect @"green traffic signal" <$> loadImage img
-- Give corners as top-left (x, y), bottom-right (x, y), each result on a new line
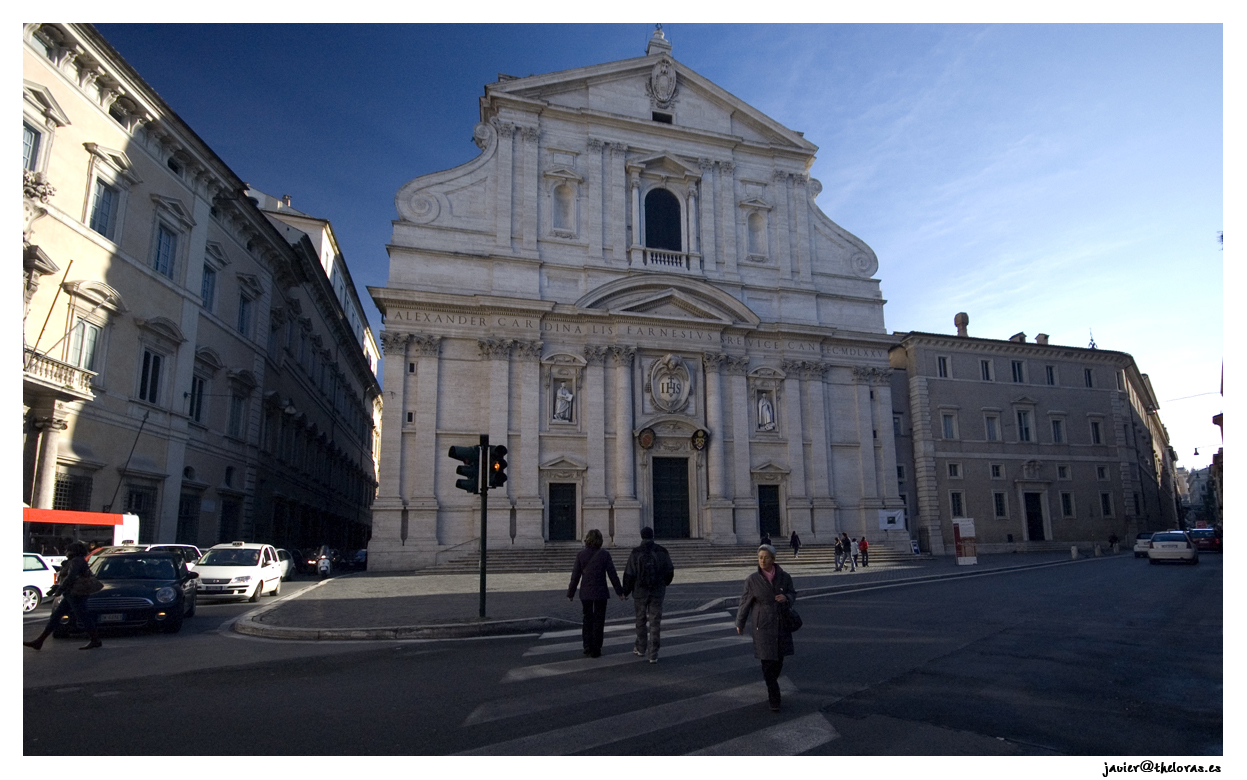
top-left (449, 444), bottom-right (481, 494)
top-left (489, 445), bottom-right (508, 489)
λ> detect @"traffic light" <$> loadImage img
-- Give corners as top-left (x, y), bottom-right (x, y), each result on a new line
top-left (449, 445), bottom-right (481, 494)
top-left (488, 445), bottom-right (508, 489)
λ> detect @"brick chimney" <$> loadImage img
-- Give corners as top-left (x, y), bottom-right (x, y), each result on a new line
top-left (1035, 333), bottom-right (1049, 345)
top-left (1009, 332), bottom-right (1027, 343)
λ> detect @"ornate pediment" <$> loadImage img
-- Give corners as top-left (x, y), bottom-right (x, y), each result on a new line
top-left (61, 280), bottom-right (127, 313)
top-left (194, 347), bottom-right (224, 376)
top-left (539, 455), bottom-right (587, 472)
top-left (135, 316), bottom-right (186, 345)
top-left (738, 197), bottom-right (772, 211)
top-left (626, 151), bottom-right (701, 181)
top-left (617, 289), bottom-right (732, 323)
top-left (24, 80), bottom-right (70, 127)
top-left (578, 277), bottom-right (760, 326)
top-left (542, 167), bottom-right (583, 183)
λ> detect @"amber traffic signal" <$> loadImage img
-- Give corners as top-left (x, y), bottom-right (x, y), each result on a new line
top-left (488, 445), bottom-right (508, 489)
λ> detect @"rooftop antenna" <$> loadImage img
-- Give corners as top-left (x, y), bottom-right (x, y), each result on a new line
top-left (1088, 329), bottom-right (1097, 349)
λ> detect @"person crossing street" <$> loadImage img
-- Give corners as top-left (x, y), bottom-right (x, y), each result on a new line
top-left (622, 527), bottom-right (675, 664)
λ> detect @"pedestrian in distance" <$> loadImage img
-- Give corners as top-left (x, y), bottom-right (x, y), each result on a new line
top-left (789, 531), bottom-right (801, 558)
top-left (24, 541), bottom-right (103, 651)
top-left (833, 536), bottom-right (844, 571)
top-left (567, 529), bottom-right (624, 658)
top-left (622, 526), bottom-right (675, 664)
top-left (735, 544), bottom-right (797, 712)
top-left (851, 537), bottom-right (860, 567)
top-left (858, 536), bottom-right (869, 567)
top-left (841, 532), bottom-right (857, 571)
top-left (760, 532), bottom-right (772, 547)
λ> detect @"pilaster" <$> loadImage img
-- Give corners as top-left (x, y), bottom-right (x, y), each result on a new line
top-left (586, 138), bottom-right (605, 260)
top-left (702, 352), bottom-right (735, 543)
top-left (720, 161), bottom-right (739, 275)
top-left (609, 143), bottom-right (628, 263)
top-left (370, 332), bottom-right (409, 561)
top-left (520, 125), bottom-right (540, 253)
top-left (514, 340), bottom-right (545, 546)
top-left (793, 174), bottom-right (813, 283)
top-left (408, 335), bottom-right (442, 546)
top-left (611, 345), bottom-right (641, 545)
top-left (773, 170), bottom-right (793, 281)
top-left (494, 120), bottom-right (515, 252)
top-left (480, 337), bottom-right (515, 546)
top-left (583, 345), bottom-right (610, 537)
top-left (781, 360), bottom-right (812, 538)
top-left (726, 356), bottom-right (753, 543)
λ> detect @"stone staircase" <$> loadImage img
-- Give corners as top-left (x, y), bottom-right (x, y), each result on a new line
top-left (423, 538), bottom-right (925, 575)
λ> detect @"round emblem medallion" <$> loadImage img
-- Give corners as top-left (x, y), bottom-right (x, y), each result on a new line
top-left (649, 354), bottom-right (691, 413)
top-left (638, 428), bottom-right (656, 449)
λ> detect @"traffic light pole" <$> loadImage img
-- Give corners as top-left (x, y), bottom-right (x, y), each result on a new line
top-left (478, 433), bottom-right (488, 619)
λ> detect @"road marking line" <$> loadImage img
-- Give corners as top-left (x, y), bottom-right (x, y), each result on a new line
top-left (503, 635), bottom-right (751, 683)
top-left (459, 677), bottom-right (796, 755)
top-left (465, 653), bottom-right (759, 726)
top-left (525, 620), bottom-right (736, 656)
top-left (687, 711), bottom-right (840, 755)
top-left (538, 610), bottom-right (732, 640)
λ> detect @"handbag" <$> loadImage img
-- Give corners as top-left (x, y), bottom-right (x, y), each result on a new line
top-left (69, 570), bottom-right (105, 596)
top-left (780, 602), bottom-right (803, 633)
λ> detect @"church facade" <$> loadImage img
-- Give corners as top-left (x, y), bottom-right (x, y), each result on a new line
top-left (368, 30), bottom-right (906, 570)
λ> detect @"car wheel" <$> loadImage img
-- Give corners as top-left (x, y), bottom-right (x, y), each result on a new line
top-left (23, 586), bottom-right (41, 613)
top-left (160, 614), bottom-right (184, 634)
top-left (1148, 558), bottom-right (1158, 565)
top-left (1190, 557), bottom-right (1200, 565)
top-left (186, 593), bottom-right (196, 618)
top-left (249, 582), bottom-right (262, 603)
top-left (270, 579), bottom-right (281, 597)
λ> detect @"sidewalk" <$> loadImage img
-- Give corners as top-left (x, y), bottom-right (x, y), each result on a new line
top-left (234, 549), bottom-right (1126, 641)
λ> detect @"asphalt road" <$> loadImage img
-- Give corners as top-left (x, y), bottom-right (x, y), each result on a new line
top-left (23, 556), bottom-right (1222, 756)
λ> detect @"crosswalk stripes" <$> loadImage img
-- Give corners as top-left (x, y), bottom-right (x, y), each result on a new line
top-left (503, 635), bottom-right (752, 682)
top-left (686, 712), bottom-right (841, 755)
top-left (524, 619), bottom-right (738, 657)
top-left (534, 610), bottom-right (736, 640)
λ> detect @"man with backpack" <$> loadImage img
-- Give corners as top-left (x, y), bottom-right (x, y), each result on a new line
top-left (622, 526), bottom-right (675, 664)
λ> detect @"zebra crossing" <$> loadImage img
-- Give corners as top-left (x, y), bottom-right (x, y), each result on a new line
top-left (457, 610), bottom-right (841, 755)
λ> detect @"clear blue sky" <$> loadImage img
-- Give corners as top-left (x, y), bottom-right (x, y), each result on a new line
top-left (95, 23), bottom-right (1224, 471)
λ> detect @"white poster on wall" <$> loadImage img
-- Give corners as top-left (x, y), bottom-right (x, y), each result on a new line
top-left (878, 509), bottom-right (905, 530)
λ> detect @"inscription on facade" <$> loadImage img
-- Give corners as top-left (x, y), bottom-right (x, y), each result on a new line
top-left (387, 310), bottom-right (538, 330)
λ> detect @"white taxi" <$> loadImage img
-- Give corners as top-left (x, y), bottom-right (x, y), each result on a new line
top-left (194, 541), bottom-right (283, 602)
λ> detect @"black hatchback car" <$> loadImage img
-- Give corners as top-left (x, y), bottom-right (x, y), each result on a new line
top-left (54, 551), bottom-right (199, 637)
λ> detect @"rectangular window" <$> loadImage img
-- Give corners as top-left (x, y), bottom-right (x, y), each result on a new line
top-left (985, 414), bottom-right (999, 442)
top-left (1097, 465), bottom-right (1108, 480)
top-left (981, 359), bottom-right (993, 381)
top-left (1011, 360), bottom-right (1025, 383)
top-left (948, 463), bottom-right (961, 478)
top-left (1100, 492), bottom-right (1114, 517)
top-left (950, 491), bottom-right (965, 517)
top-left (1085, 368), bottom-right (1094, 388)
top-left (1090, 420), bottom-right (1102, 444)
top-left (1046, 365), bottom-right (1056, 386)
top-left (897, 465), bottom-right (906, 481)
top-left (201, 266), bottom-right (216, 311)
top-left (1061, 492), bottom-right (1075, 517)
top-left (237, 295), bottom-right (252, 336)
top-left (227, 395), bottom-right (245, 438)
top-left (408, 362), bottom-right (416, 373)
top-left (23, 122), bottom-right (42, 171)
top-left (937, 356), bottom-right (949, 378)
top-left (67, 318), bottom-right (101, 371)
top-left (89, 179), bottom-right (118, 239)
top-left (189, 376), bottom-right (206, 423)
top-left (1017, 410), bottom-right (1032, 442)
top-left (991, 464), bottom-right (1003, 479)
top-left (1117, 371), bottom-right (1125, 391)
top-left (893, 415), bottom-right (902, 436)
top-left (942, 414), bottom-right (957, 440)
top-left (1051, 419), bottom-right (1064, 443)
top-left (138, 350), bottom-right (162, 404)
top-left (153, 224), bottom-right (177, 278)
top-left (1058, 465), bottom-right (1071, 480)
top-left (405, 411), bottom-right (414, 424)
top-left (53, 472), bottom-right (93, 512)
top-left (994, 492), bottom-right (1008, 518)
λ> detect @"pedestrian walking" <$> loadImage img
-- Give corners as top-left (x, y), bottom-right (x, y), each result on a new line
top-left (622, 527), bottom-right (675, 664)
top-left (840, 533), bottom-right (856, 571)
top-left (834, 536), bottom-right (844, 571)
top-left (858, 536), bottom-right (869, 567)
top-left (789, 531), bottom-right (801, 558)
top-left (760, 532), bottom-right (772, 547)
top-left (567, 529), bottom-right (623, 658)
top-left (851, 537), bottom-right (860, 567)
top-left (735, 544), bottom-right (797, 712)
top-left (24, 541), bottom-right (103, 651)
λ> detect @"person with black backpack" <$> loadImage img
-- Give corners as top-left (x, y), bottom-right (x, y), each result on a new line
top-left (622, 526), bottom-right (675, 664)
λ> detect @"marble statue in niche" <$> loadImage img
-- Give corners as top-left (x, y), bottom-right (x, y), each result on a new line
top-left (757, 392), bottom-right (776, 431)
top-left (554, 382), bottom-right (575, 422)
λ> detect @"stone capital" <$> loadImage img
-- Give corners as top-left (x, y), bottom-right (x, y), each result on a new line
top-left (411, 335), bottom-right (443, 357)
top-left (702, 352), bottom-right (727, 373)
top-left (583, 345), bottom-right (608, 366)
top-left (379, 331), bottom-right (410, 355)
top-left (478, 338), bottom-right (514, 360)
top-left (515, 340), bottom-right (544, 360)
top-left (609, 345), bottom-right (636, 367)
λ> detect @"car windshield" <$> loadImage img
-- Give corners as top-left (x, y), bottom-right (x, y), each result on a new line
top-left (200, 548), bottom-right (261, 566)
top-left (1152, 532), bottom-right (1188, 542)
top-left (95, 556), bottom-right (178, 580)
top-left (1136, 533), bottom-right (1153, 540)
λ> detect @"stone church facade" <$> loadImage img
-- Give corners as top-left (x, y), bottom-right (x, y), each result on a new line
top-left (368, 30), bottom-right (906, 570)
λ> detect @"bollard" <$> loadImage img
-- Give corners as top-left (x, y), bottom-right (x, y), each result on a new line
top-left (1094, 543), bottom-right (1102, 557)
top-left (1071, 545), bottom-right (1079, 560)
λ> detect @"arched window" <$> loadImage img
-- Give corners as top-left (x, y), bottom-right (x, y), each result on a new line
top-left (644, 188), bottom-right (681, 251)
top-left (553, 183), bottom-right (575, 230)
top-left (747, 212), bottom-right (767, 255)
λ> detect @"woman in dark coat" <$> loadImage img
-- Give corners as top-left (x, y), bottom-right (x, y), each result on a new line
top-left (567, 529), bottom-right (623, 657)
top-left (735, 544), bottom-right (796, 711)
top-left (24, 541), bottom-right (103, 651)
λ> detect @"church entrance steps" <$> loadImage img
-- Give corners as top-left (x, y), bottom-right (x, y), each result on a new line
top-left (421, 539), bottom-right (924, 575)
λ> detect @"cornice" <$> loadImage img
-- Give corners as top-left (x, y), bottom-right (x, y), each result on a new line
top-left (896, 331), bottom-right (1133, 363)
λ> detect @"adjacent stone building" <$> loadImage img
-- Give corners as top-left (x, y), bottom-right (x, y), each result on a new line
top-left (889, 315), bottom-right (1180, 554)
top-left (22, 23), bottom-right (380, 553)
top-left (368, 29), bottom-right (907, 570)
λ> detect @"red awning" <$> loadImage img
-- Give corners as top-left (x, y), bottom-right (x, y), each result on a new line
top-left (23, 508), bottom-right (124, 526)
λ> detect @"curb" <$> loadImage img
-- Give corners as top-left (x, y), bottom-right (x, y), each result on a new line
top-left (232, 553), bottom-right (1123, 641)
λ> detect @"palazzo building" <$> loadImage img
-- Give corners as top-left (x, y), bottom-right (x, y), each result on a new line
top-left (368, 29), bottom-right (906, 570)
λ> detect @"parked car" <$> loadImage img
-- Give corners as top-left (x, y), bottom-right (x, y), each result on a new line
top-left (1187, 528), bottom-right (1221, 553)
top-left (53, 551), bottom-right (198, 636)
top-left (1147, 531), bottom-right (1199, 565)
top-left (194, 541), bottom-right (283, 602)
top-left (276, 548), bottom-right (295, 580)
top-left (145, 543), bottom-right (203, 571)
top-left (87, 545), bottom-right (144, 563)
top-left (1133, 532), bottom-right (1155, 558)
top-left (23, 553), bottom-right (57, 613)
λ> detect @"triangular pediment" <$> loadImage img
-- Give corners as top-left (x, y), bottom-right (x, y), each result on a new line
top-left (738, 197), bottom-right (772, 211)
top-left (751, 460), bottom-right (791, 476)
top-left (617, 289), bottom-right (732, 323)
top-left (542, 167), bottom-right (583, 182)
top-left (539, 456), bottom-right (587, 472)
top-left (627, 152), bottom-right (700, 179)
top-left (578, 276), bottom-right (760, 326)
top-left (1013, 396), bottom-right (1038, 405)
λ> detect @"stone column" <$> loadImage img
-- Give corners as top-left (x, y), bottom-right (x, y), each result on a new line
top-left (781, 359), bottom-right (812, 537)
top-left (480, 338), bottom-right (515, 547)
top-left (586, 139), bottom-right (604, 260)
top-left (687, 182), bottom-right (699, 264)
top-left (907, 374), bottom-right (946, 555)
top-left (31, 412), bottom-right (68, 509)
top-left (494, 120), bottom-right (515, 252)
top-left (726, 356), bottom-right (753, 543)
top-left (773, 171), bottom-right (793, 281)
top-left (583, 345), bottom-right (611, 538)
top-left (629, 171), bottom-right (642, 266)
top-left (513, 340), bottom-right (544, 546)
top-left (406, 335), bottom-right (443, 545)
top-left (609, 143), bottom-right (628, 263)
top-left (805, 361), bottom-right (835, 542)
top-left (698, 159), bottom-right (717, 274)
top-left (851, 366), bottom-right (884, 538)
top-left (719, 162), bottom-right (739, 275)
top-left (520, 125), bottom-right (540, 254)
top-left (368, 332), bottom-right (413, 570)
top-left (610, 345), bottom-right (641, 545)
top-left (702, 353), bottom-right (735, 544)
top-left (793, 174), bottom-right (813, 283)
